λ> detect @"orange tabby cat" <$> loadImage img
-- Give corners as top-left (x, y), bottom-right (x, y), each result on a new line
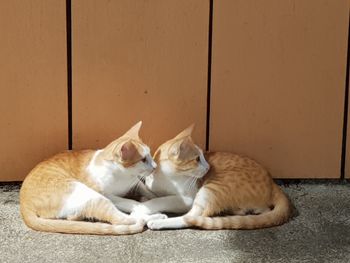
top-left (20, 122), bottom-right (160, 235)
top-left (134, 125), bottom-right (292, 230)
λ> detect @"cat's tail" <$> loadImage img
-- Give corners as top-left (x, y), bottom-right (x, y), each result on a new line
top-left (21, 207), bottom-right (145, 235)
top-left (184, 183), bottom-right (292, 230)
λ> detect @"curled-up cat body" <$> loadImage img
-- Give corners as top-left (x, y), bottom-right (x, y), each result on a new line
top-left (133, 125), bottom-right (292, 230)
top-left (20, 122), bottom-right (161, 235)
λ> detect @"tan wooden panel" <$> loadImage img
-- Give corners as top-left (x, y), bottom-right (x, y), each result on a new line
top-left (72, 0), bottom-right (208, 151)
top-left (210, 0), bottom-right (349, 178)
top-left (346, 30), bottom-right (350, 179)
top-left (0, 0), bottom-right (67, 181)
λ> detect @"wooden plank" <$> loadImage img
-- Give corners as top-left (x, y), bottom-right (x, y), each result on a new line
top-left (346, 12), bottom-right (350, 178)
top-left (0, 0), bottom-right (67, 181)
top-left (72, 0), bottom-right (208, 151)
top-left (210, 0), bottom-right (349, 178)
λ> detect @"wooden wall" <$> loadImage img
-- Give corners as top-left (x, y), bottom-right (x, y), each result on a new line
top-left (209, 0), bottom-right (349, 178)
top-left (72, 0), bottom-right (208, 151)
top-left (346, 36), bottom-right (350, 179)
top-left (0, 1), bottom-right (349, 181)
top-left (0, 0), bottom-right (67, 181)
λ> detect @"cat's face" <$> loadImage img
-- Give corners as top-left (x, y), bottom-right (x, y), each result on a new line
top-left (102, 122), bottom-right (156, 178)
top-left (154, 125), bottom-right (210, 178)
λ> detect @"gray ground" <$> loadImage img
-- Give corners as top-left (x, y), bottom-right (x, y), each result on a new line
top-left (0, 182), bottom-right (349, 263)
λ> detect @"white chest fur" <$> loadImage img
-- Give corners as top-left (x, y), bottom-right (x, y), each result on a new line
top-left (86, 150), bottom-right (137, 197)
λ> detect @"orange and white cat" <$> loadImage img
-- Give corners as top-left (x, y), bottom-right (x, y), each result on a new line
top-left (20, 122), bottom-right (164, 235)
top-left (132, 125), bottom-right (292, 230)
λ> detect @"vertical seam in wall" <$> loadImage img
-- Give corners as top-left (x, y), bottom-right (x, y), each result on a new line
top-left (205, 0), bottom-right (214, 151)
top-left (66, 0), bottom-right (73, 150)
top-left (340, 9), bottom-right (350, 179)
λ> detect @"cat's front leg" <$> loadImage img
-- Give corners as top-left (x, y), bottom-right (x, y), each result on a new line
top-left (131, 195), bottom-right (194, 222)
top-left (105, 194), bottom-right (141, 213)
top-left (129, 202), bottom-right (168, 223)
top-left (147, 188), bottom-right (208, 230)
top-left (106, 194), bottom-right (168, 222)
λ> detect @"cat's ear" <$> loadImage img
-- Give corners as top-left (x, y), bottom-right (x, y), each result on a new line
top-left (178, 137), bottom-right (197, 160)
top-left (123, 121), bottom-right (142, 140)
top-left (101, 144), bottom-right (117, 161)
top-left (168, 140), bottom-right (181, 158)
top-left (173, 124), bottom-right (195, 140)
top-left (169, 137), bottom-right (197, 161)
top-left (120, 141), bottom-right (139, 162)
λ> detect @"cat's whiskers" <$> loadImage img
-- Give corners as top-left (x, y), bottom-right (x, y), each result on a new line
top-left (130, 178), bottom-right (141, 192)
top-left (189, 177), bottom-right (198, 190)
top-left (130, 174), bottom-right (147, 194)
top-left (184, 176), bottom-right (193, 192)
top-left (184, 176), bottom-right (198, 193)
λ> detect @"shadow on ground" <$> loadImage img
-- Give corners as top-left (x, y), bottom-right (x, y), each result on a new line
top-left (0, 184), bottom-right (349, 263)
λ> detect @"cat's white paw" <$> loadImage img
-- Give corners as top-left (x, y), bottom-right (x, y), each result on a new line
top-left (147, 213), bottom-right (168, 221)
top-left (147, 219), bottom-right (166, 230)
top-left (130, 212), bottom-right (167, 223)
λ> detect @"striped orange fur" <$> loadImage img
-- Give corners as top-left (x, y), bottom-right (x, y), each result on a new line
top-left (144, 125), bottom-right (292, 230)
top-left (183, 152), bottom-right (292, 229)
top-left (20, 122), bottom-right (154, 235)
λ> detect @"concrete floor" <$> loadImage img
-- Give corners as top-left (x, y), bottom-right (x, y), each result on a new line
top-left (0, 182), bottom-right (349, 263)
